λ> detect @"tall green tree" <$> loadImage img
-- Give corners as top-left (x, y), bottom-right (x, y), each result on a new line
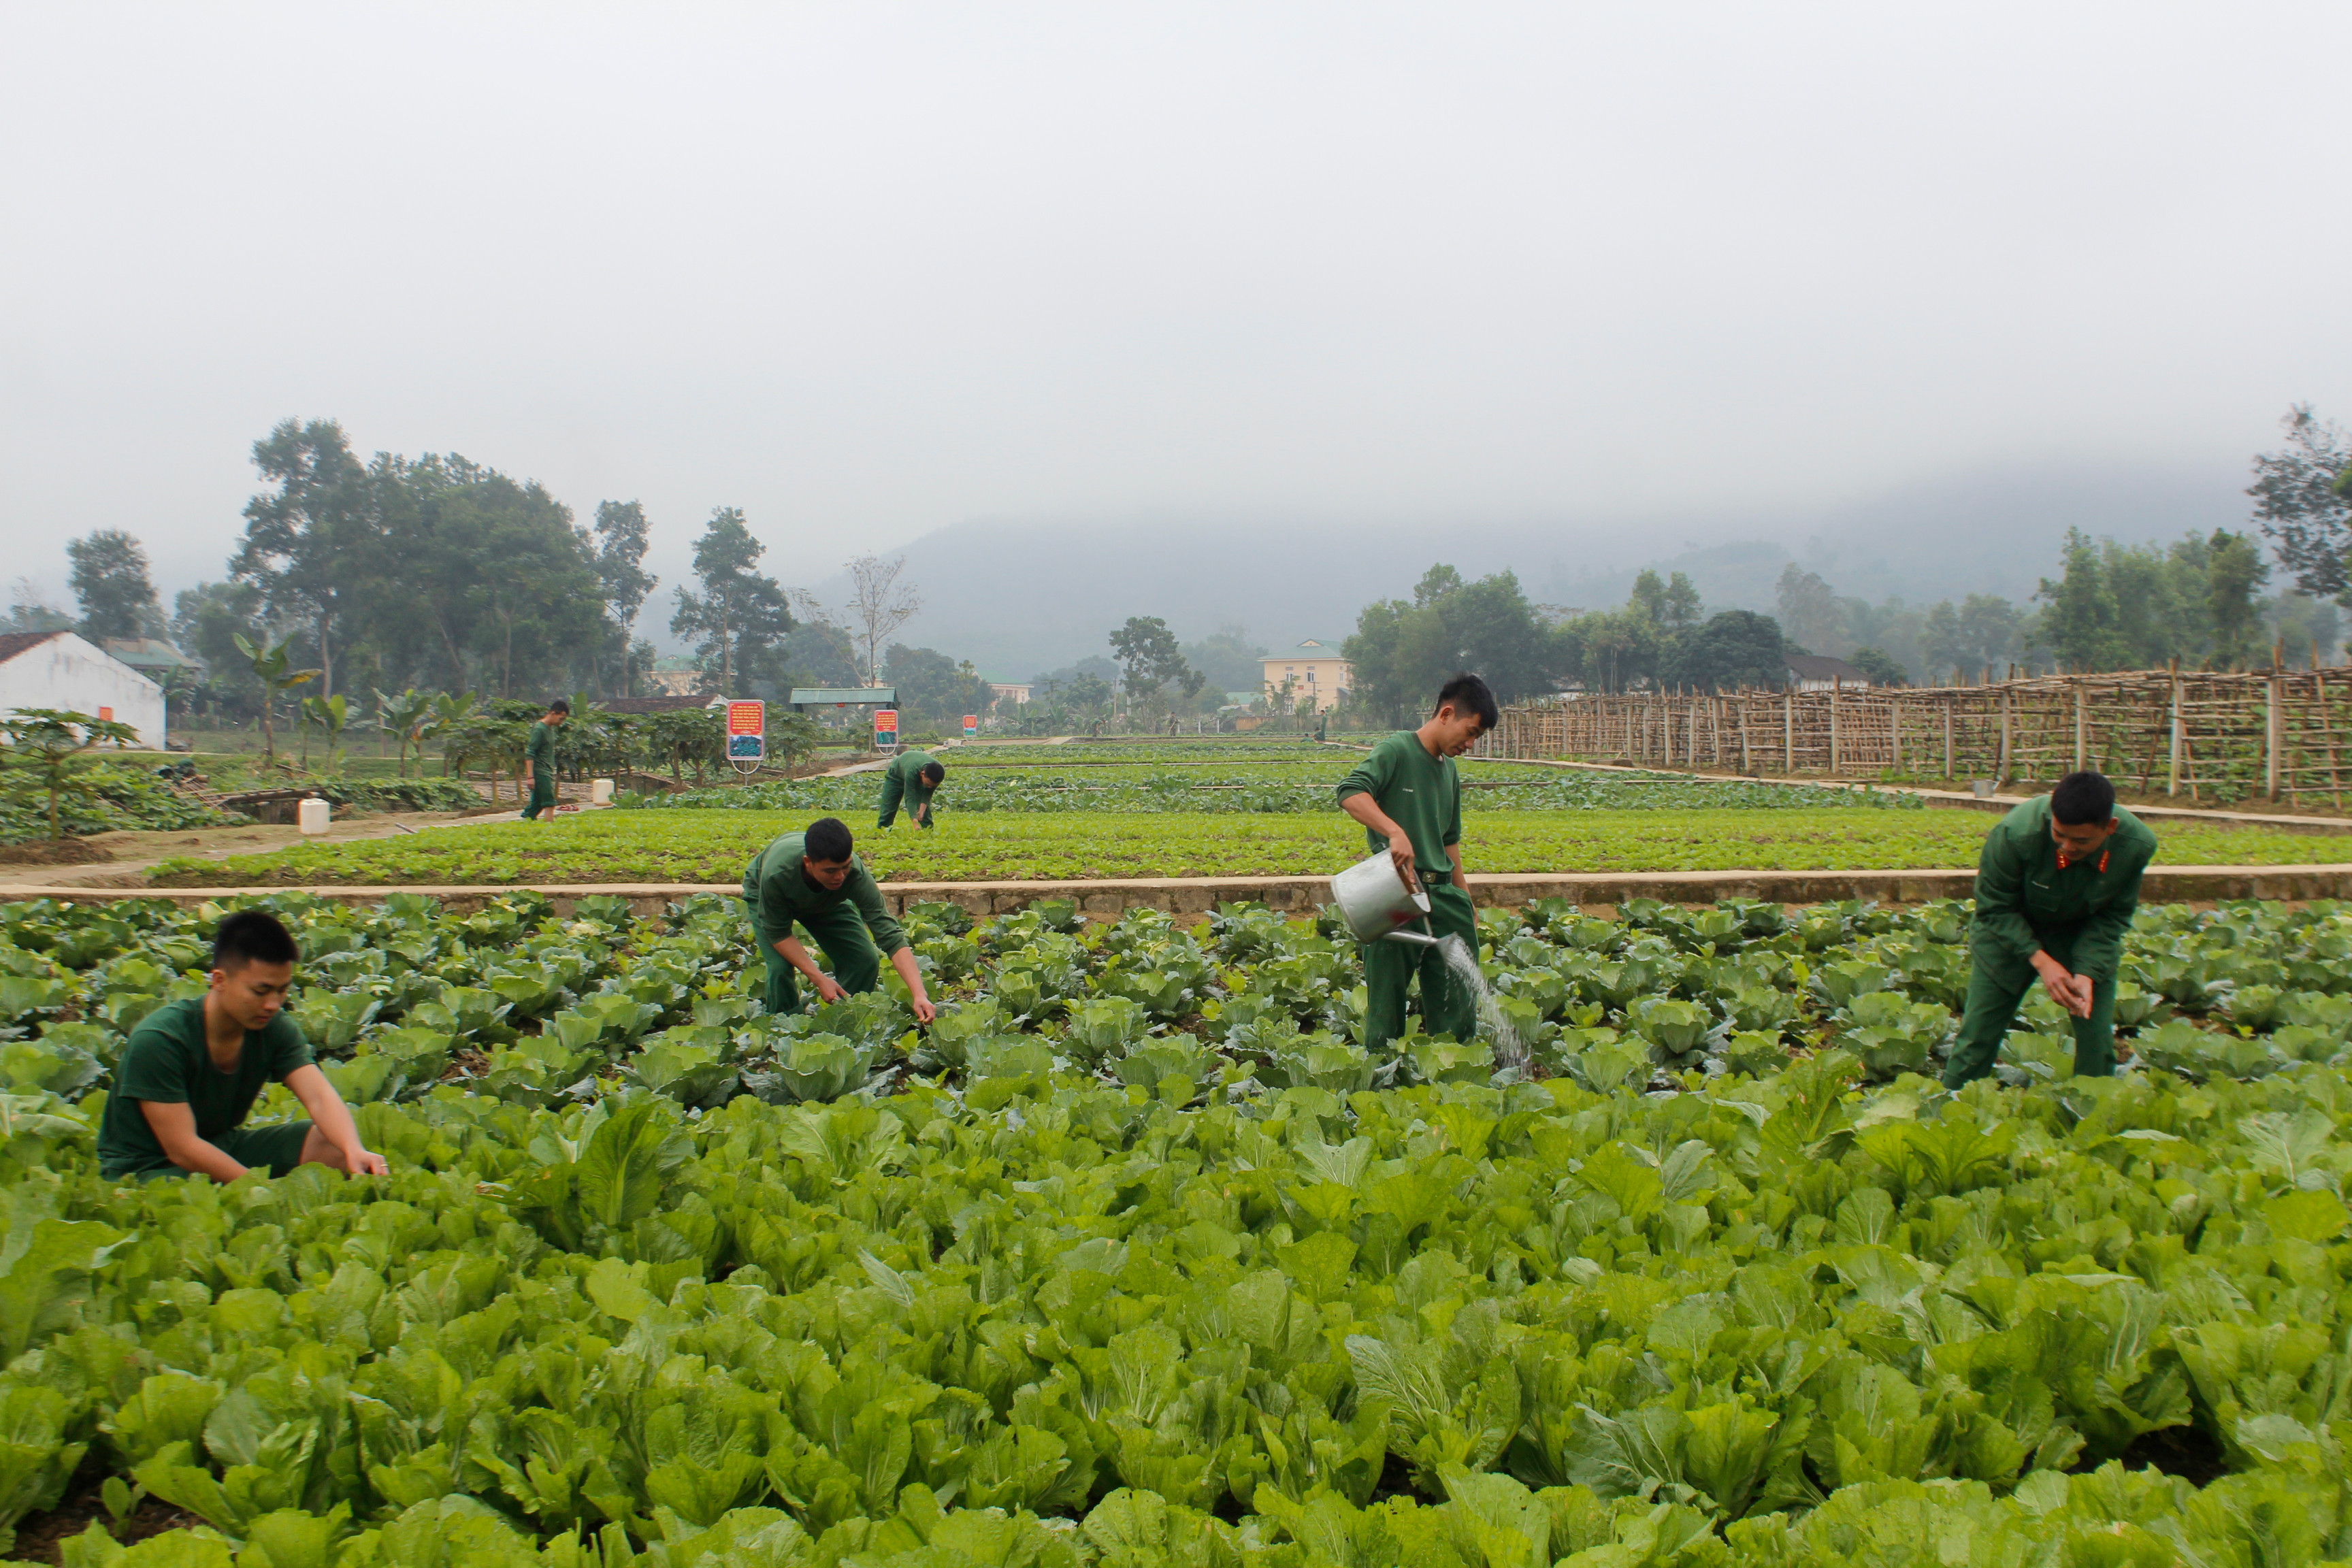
top-left (1108, 616), bottom-right (1205, 717)
top-left (2251, 404), bottom-right (2352, 600)
top-left (1664, 610), bottom-right (1785, 692)
top-left (235, 418), bottom-right (374, 698)
top-left (65, 531), bottom-right (165, 644)
top-left (1346, 564), bottom-right (1567, 719)
top-left (2036, 528), bottom-right (2127, 671)
top-left (2205, 528), bottom-right (2271, 668)
top-left (670, 508), bottom-right (792, 696)
top-left (592, 500), bottom-right (659, 696)
top-left (369, 452), bottom-right (606, 696)
top-left (1774, 564), bottom-right (1843, 655)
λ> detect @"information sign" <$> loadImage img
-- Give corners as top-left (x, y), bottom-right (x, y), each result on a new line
top-left (962, 714), bottom-right (978, 736)
top-left (875, 708), bottom-right (899, 749)
top-left (725, 700), bottom-right (765, 762)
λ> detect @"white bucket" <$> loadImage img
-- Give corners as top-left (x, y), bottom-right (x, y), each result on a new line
top-left (1330, 849), bottom-right (1432, 944)
top-left (297, 796), bottom-right (331, 836)
top-left (589, 777), bottom-right (614, 805)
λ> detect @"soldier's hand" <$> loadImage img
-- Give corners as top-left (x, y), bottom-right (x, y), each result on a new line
top-left (1389, 841), bottom-right (1419, 893)
top-left (815, 975), bottom-right (848, 1003)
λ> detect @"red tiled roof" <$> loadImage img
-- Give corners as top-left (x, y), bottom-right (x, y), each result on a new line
top-left (0, 630), bottom-right (65, 665)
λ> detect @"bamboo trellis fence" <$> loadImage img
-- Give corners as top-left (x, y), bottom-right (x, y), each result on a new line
top-left (1485, 669), bottom-right (2352, 804)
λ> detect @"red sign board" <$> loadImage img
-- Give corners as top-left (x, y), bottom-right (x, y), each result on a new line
top-left (725, 700), bottom-right (764, 736)
top-left (962, 714), bottom-right (978, 736)
top-left (874, 709), bottom-right (899, 733)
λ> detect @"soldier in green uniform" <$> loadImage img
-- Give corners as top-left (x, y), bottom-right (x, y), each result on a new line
top-left (742, 816), bottom-right (938, 1021)
top-left (877, 749), bottom-right (946, 829)
top-left (1336, 673), bottom-right (1497, 1054)
top-left (520, 698), bottom-right (570, 821)
top-left (96, 911), bottom-right (387, 1183)
top-left (1943, 770), bottom-right (2158, 1089)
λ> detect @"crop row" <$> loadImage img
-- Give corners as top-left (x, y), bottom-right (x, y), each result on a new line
top-left (0, 891), bottom-right (2346, 1563)
top-left (617, 766), bottom-right (1931, 819)
top-left (145, 808), bottom-right (2340, 890)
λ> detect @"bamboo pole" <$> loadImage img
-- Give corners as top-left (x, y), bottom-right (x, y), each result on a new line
top-left (1829, 679), bottom-right (1842, 775)
top-left (1783, 693), bottom-right (1793, 776)
top-left (2072, 684), bottom-right (2086, 772)
top-left (1942, 698), bottom-right (1953, 780)
top-left (2167, 663), bottom-right (2181, 797)
top-left (2267, 672), bottom-right (2282, 802)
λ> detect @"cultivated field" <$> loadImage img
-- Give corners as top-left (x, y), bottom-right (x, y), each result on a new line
top-left (0, 891), bottom-right (2344, 1560)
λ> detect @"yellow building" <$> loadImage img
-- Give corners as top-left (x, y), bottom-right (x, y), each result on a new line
top-left (1260, 639), bottom-right (1353, 712)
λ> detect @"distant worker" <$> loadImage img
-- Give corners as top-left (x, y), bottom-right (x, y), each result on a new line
top-left (97, 911), bottom-right (388, 1183)
top-left (877, 749), bottom-right (946, 830)
top-left (1943, 770), bottom-right (2157, 1089)
top-left (1336, 672), bottom-right (1499, 1056)
top-left (742, 816), bottom-right (938, 1022)
top-left (521, 698), bottom-right (570, 821)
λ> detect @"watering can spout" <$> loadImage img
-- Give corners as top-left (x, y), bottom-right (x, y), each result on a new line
top-left (1381, 929), bottom-right (1443, 949)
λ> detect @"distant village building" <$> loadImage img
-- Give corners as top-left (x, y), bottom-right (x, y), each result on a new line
top-left (101, 638), bottom-right (204, 684)
top-left (0, 631), bottom-right (170, 746)
top-left (987, 681), bottom-right (1032, 706)
top-left (1260, 640), bottom-right (1353, 712)
top-left (648, 655), bottom-right (704, 696)
top-left (1784, 654), bottom-right (1874, 691)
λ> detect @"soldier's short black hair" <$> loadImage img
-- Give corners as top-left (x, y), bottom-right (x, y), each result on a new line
top-left (546, 698), bottom-right (571, 716)
top-left (919, 762), bottom-right (945, 785)
top-left (214, 910), bottom-right (299, 973)
top-left (806, 817), bottom-right (854, 863)
top-left (2051, 770), bottom-right (2117, 826)
top-left (1435, 672), bottom-right (1499, 730)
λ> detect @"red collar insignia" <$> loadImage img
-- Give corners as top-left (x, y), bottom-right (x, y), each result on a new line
top-left (2055, 847), bottom-right (2109, 874)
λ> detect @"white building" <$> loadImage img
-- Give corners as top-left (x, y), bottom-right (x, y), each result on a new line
top-left (1784, 654), bottom-right (1874, 692)
top-left (0, 631), bottom-right (169, 747)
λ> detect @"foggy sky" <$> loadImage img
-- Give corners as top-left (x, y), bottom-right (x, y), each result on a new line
top-left (3, 3), bottom-right (2347, 640)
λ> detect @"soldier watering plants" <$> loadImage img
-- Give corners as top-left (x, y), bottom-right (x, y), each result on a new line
top-left (1334, 672), bottom-right (1499, 1054)
top-left (1942, 769), bottom-right (2157, 1089)
top-left (878, 747), bottom-right (947, 829)
top-left (743, 815), bottom-right (938, 1022)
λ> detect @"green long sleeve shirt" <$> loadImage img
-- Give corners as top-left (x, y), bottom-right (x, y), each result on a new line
top-left (1970, 796), bottom-right (2157, 981)
top-left (886, 749), bottom-right (938, 816)
top-left (525, 721), bottom-right (557, 772)
top-left (742, 831), bottom-right (909, 956)
top-left (1335, 730), bottom-right (1463, 881)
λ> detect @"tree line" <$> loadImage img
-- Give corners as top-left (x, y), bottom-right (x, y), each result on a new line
top-left (1339, 406), bottom-right (2352, 721)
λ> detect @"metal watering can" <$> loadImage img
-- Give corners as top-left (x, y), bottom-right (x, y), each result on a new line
top-left (1330, 850), bottom-right (1443, 949)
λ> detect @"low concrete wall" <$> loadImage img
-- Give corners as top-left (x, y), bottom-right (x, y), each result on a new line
top-left (7, 865), bottom-right (2352, 919)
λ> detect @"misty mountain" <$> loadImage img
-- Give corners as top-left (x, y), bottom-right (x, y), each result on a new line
top-left (789, 457), bottom-right (2254, 680)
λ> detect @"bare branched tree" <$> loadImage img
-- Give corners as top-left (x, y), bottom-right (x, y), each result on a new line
top-left (845, 555), bottom-right (921, 686)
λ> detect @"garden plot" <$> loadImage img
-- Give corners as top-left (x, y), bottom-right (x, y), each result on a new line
top-left (143, 807), bottom-right (2344, 888)
top-left (0, 891), bottom-right (2347, 1562)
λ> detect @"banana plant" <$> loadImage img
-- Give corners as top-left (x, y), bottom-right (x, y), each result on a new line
top-left (425, 692), bottom-right (478, 777)
top-left (297, 693), bottom-right (348, 772)
top-left (374, 688), bottom-right (435, 777)
top-left (230, 634), bottom-right (321, 766)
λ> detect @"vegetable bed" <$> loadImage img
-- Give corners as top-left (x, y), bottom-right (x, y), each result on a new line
top-left (146, 807), bottom-right (2344, 887)
top-left (615, 765), bottom-right (1932, 817)
top-left (0, 890), bottom-right (2347, 1563)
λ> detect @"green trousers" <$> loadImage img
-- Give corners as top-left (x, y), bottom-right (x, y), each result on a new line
top-left (1942, 926), bottom-right (2116, 1088)
top-left (521, 775), bottom-right (558, 820)
top-left (877, 774), bottom-right (933, 828)
top-left (1362, 881), bottom-right (1478, 1054)
top-left (744, 898), bottom-right (882, 1016)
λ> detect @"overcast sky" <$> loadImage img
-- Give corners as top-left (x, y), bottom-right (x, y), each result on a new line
top-left (3, 3), bottom-right (2347, 631)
